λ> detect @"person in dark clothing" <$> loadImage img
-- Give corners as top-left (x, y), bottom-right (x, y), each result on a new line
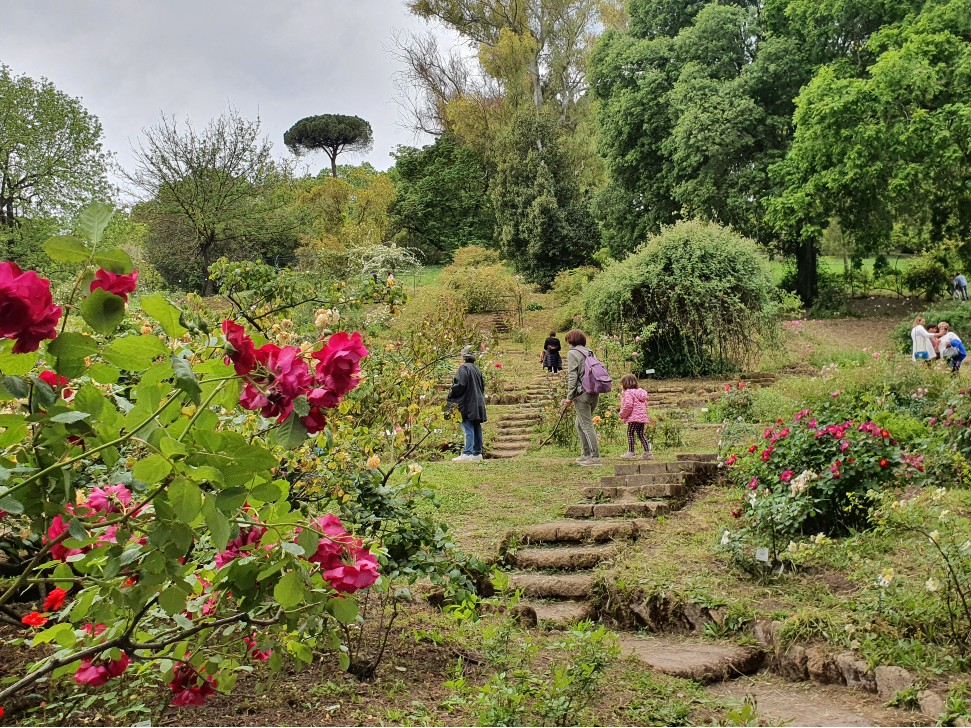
top-left (541, 331), bottom-right (563, 373)
top-left (447, 345), bottom-right (487, 462)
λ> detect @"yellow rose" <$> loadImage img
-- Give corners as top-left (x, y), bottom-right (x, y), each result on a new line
top-left (366, 455), bottom-right (381, 469)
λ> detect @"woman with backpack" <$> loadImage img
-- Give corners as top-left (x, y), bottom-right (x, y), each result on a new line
top-left (563, 329), bottom-right (606, 467)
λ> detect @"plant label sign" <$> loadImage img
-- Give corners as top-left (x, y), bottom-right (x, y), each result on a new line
top-left (754, 547), bottom-right (770, 563)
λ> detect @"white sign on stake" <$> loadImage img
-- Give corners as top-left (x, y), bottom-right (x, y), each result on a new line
top-left (754, 547), bottom-right (770, 563)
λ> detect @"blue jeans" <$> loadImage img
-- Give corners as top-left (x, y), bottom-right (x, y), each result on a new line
top-left (461, 419), bottom-right (483, 456)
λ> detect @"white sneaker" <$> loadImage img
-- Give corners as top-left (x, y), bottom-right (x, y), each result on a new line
top-left (469, 454), bottom-right (484, 462)
top-left (580, 457), bottom-right (604, 467)
top-left (452, 454), bottom-right (474, 462)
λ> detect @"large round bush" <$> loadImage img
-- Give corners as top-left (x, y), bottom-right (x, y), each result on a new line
top-left (582, 220), bottom-right (783, 377)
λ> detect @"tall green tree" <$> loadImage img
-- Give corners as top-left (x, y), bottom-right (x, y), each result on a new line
top-left (128, 109), bottom-right (295, 294)
top-left (284, 115), bottom-right (373, 178)
top-left (389, 135), bottom-right (495, 261)
top-left (768, 0), bottom-right (971, 272)
top-left (0, 64), bottom-right (110, 265)
top-left (490, 106), bottom-right (599, 287)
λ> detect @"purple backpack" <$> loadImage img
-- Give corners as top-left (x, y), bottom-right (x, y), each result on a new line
top-left (580, 348), bottom-right (612, 394)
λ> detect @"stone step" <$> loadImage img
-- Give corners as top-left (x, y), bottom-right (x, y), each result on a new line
top-left (504, 543), bottom-right (622, 570)
top-left (564, 500), bottom-right (671, 519)
top-left (496, 426), bottom-right (536, 436)
top-left (600, 472), bottom-right (686, 487)
top-left (508, 571), bottom-right (597, 599)
top-left (504, 519), bottom-right (652, 547)
top-left (492, 434), bottom-right (534, 444)
top-left (613, 462), bottom-right (695, 476)
top-left (515, 600), bottom-right (597, 629)
top-left (498, 415), bottom-right (542, 425)
top-left (486, 449), bottom-right (526, 459)
top-left (619, 635), bottom-right (763, 684)
top-left (580, 483), bottom-right (687, 500)
top-left (677, 453), bottom-right (718, 462)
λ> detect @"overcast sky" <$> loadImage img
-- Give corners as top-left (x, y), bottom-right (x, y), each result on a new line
top-left (1, 1), bottom-right (459, 181)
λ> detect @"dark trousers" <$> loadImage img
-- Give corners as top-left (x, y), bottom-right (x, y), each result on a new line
top-left (627, 422), bottom-right (651, 453)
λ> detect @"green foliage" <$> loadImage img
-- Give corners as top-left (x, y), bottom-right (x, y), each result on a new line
top-left (445, 618), bottom-right (619, 727)
top-left (284, 114), bottom-right (374, 177)
top-left (490, 106), bottom-right (598, 289)
top-left (902, 245), bottom-right (954, 302)
top-left (0, 64), bottom-right (111, 268)
top-left (389, 135), bottom-right (495, 262)
top-left (582, 220), bottom-right (782, 377)
top-left (439, 251), bottom-right (522, 314)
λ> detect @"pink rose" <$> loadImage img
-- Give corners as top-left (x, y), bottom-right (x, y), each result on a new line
top-left (311, 331), bottom-right (368, 399)
top-left (221, 320), bottom-right (257, 376)
top-left (87, 484), bottom-right (133, 514)
top-left (90, 269), bottom-right (138, 302)
top-left (239, 344), bottom-right (311, 422)
top-left (169, 662), bottom-right (217, 706)
top-left (74, 653), bottom-right (130, 686)
top-left (0, 262), bottom-right (62, 353)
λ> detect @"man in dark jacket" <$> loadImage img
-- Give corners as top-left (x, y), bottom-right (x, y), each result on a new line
top-left (447, 345), bottom-right (487, 462)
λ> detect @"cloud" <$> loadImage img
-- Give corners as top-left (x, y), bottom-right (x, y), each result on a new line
top-left (1, 0), bottom-right (461, 183)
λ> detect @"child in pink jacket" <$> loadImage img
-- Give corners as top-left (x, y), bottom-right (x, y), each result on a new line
top-left (618, 374), bottom-right (652, 460)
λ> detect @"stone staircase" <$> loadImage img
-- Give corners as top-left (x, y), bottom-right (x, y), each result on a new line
top-left (486, 377), bottom-right (552, 459)
top-left (498, 454), bottom-right (718, 628)
top-left (491, 313), bottom-right (510, 334)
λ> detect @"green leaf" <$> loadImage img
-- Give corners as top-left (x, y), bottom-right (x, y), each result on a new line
top-left (296, 526), bottom-right (319, 557)
top-left (141, 294), bottom-right (188, 337)
top-left (0, 494), bottom-right (25, 515)
top-left (0, 340), bottom-right (39, 376)
top-left (92, 247), bottom-right (133, 275)
top-left (271, 412), bottom-right (308, 449)
top-left (167, 478), bottom-right (203, 524)
top-left (49, 411), bottom-right (90, 424)
top-left (338, 650), bottom-right (350, 671)
top-left (0, 376), bottom-right (29, 399)
top-left (87, 363), bottom-right (120, 384)
top-left (47, 332), bottom-right (98, 362)
top-left (81, 288), bottom-right (126, 335)
top-left (203, 495), bottom-right (230, 551)
top-left (274, 570), bottom-right (306, 610)
top-left (159, 587), bottom-right (187, 616)
top-left (43, 235), bottom-right (91, 264)
top-left (32, 622), bottom-right (74, 646)
top-left (250, 481), bottom-right (282, 503)
top-left (159, 438), bottom-right (188, 458)
top-left (133, 454), bottom-right (172, 484)
top-left (102, 335), bottom-right (167, 371)
top-left (329, 597), bottom-right (359, 625)
top-left (171, 355), bottom-right (201, 405)
top-left (215, 487), bottom-right (248, 514)
top-left (78, 202), bottom-right (114, 248)
top-left (290, 642), bottom-right (314, 664)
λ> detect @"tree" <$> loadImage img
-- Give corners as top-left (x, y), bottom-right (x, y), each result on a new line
top-left (490, 106), bottom-right (598, 287)
top-left (127, 109), bottom-right (294, 294)
top-left (768, 0), bottom-right (971, 276)
top-left (0, 64), bottom-right (110, 264)
top-left (283, 115), bottom-right (374, 178)
top-left (389, 135), bottom-right (495, 261)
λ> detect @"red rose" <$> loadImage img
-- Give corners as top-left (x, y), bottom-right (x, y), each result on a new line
top-left (38, 370), bottom-right (73, 401)
top-left (311, 331), bottom-right (368, 399)
top-left (221, 320), bottom-right (257, 375)
top-left (169, 662), bottom-right (217, 706)
top-left (747, 444), bottom-right (758, 453)
top-left (0, 262), bottom-right (62, 353)
top-left (239, 344), bottom-right (311, 422)
top-left (43, 587), bottom-right (68, 612)
top-left (90, 269), bottom-right (138, 302)
top-left (21, 611), bottom-right (48, 627)
top-left (879, 458), bottom-right (889, 468)
top-left (74, 653), bottom-right (130, 686)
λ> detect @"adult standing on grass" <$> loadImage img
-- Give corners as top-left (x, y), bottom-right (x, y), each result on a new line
top-left (542, 330), bottom-right (563, 373)
top-left (937, 322), bottom-right (967, 374)
top-left (563, 329), bottom-right (603, 467)
top-left (911, 316), bottom-right (935, 363)
top-left (448, 345), bottom-right (487, 462)
top-left (954, 273), bottom-right (969, 301)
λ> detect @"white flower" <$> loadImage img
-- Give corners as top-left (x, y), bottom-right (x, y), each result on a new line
top-left (721, 530), bottom-right (731, 546)
top-left (929, 530), bottom-right (940, 543)
top-left (961, 540), bottom-right (971, 555)
top-left (876, 568), bottom-right (895, 588)
top-left (939, 510), bottom-right (950, 520)
top-left (926, 577), bottom-right (941, 593)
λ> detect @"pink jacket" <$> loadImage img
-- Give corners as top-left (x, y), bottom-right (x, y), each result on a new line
top-left (619, 387), bottom-right (649, 423)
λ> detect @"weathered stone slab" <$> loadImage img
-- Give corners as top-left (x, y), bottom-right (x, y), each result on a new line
top-left (508, 572), bottom-right (596, 599)
top-left (619, 635), bottom-right (763, 683)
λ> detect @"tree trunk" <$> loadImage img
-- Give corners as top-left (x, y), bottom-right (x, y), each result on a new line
top-left (327, 151), bottom-right (338, 178)
top-left (797, 237), bottom-right (818, 307)
top-left (528, 55), bottom-right (543, 109)
top-left (201, 237), bottom-right (216, 297)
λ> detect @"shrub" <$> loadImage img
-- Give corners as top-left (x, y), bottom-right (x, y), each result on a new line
top-left (439, 263), bottom-right (520, 314)
top-left (451, 244), bottom-right (501, 268)
top-left (902, 246), bottom-right (951, 301)
top-left (582, 220), bottom-right (781, 377)
top-left (721, 412), bottom-right (920, 568)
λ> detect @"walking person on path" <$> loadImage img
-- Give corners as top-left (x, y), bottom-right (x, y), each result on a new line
top-left (541, 330), bottom-right (563, 373)
top-left (618, 374), bottom-right (653, 460)
top-left (447, 345), bottom-right (487, 462)
top-left (563, 329), bottom-right (603, 467)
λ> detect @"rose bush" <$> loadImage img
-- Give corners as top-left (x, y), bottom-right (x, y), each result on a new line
top-left (721, 410), bottom-right (921, 567)
top-left (0, 204), bottom-right (419, 719)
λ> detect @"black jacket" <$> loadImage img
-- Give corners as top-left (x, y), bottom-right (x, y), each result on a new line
top-left (447, 362), bottom-right (487, 422)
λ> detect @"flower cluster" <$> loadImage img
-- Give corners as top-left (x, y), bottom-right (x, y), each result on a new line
top-left (44, 484), bottom-right (137, 561)
top-left (300, 514), bottom-right (380, 594)
top-left (169, 661), bottom-right (218, 706)
top-left (0, 262), bottom-right (62, 353)
top-left (222, 322), bottom-right (368, 434)
top-left (74, 653), bottom-right (131, 686)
